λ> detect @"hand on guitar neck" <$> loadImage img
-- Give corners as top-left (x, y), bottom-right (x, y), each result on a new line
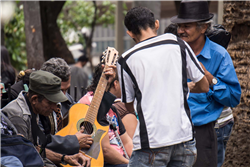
top-left (102, 64), bottom-right (117, 91)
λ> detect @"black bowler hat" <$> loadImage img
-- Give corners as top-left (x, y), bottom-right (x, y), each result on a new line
top-left (171, 1), bottom-right (214, 24)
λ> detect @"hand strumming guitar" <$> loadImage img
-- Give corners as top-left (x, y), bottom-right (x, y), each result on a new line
top-left (64, 153), bottom-right (91, 167)
top-left (75, 127), bottom-right (93, 149)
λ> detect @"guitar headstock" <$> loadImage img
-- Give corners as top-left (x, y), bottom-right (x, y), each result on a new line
top-left (101, 47), bottom-right (119, 66)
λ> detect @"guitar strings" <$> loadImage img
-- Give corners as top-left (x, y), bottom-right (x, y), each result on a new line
top-left (81, 48), bottom-right (118, 135)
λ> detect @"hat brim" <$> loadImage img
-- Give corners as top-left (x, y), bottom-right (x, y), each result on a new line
top-left (170, 13), bottom-right (214, 24)
top-left (44, 91), bottom-right (68, 103)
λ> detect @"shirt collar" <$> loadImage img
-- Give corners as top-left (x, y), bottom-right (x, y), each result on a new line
top-left (137, 36), bottom-right (157, 44)
top-left (24, 92), bottom-right (35, 115)
top-left (197, 36), bottom-right (211, 59)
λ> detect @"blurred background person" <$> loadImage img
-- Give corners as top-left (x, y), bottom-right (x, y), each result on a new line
top-left (70, 50), bottom-right (89, 102)
top-left (164, 23), bottom-right (178, 36)
top-left (12, 69), bottom-right (34, 98)
top-left (1, 46), bottom-right (16, 88)
top-left (1, 69), bottom-right (35, 108)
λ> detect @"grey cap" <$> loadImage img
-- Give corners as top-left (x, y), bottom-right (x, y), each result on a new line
top-left (29, 70), bottom-right (68, 103)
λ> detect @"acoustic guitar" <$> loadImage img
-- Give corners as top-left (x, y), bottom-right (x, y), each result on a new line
top-left (56, 47), bottom-right (119, 167)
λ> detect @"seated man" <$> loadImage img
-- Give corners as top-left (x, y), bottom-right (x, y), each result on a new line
top-left (2, 70), bottom-right (90, 167)
top-left (40, 58), bottom-right (76, 134)
top-left (40, 57), bottom-right (75, 121)
top-left (79, 63), bottom-right (133, 167)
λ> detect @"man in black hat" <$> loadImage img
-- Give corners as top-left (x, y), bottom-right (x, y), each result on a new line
top-left (2, 70), bottom-right (90, 167)
top-left (118, 6), bottom-right (209, 167)
top-left (171, 1), bottom-right (241, 167)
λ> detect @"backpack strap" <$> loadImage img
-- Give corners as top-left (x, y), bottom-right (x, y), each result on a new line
top-left (31, 111), bottom-right (50, 158)
top-left (1, 112), bottom-right (18, 135)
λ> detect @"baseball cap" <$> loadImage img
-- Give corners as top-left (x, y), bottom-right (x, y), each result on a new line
top-left (29, 70), bottom-right (68, 103)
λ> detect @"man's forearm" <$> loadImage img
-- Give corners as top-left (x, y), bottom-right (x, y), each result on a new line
top-left (189, 76), bottom-right (209, 93)
top-left (103, 145), bottom-right (129, 164)
top-left (45, 148), bottom-right (63, 165)
top-left (102, 134), bottom-right (129, 164)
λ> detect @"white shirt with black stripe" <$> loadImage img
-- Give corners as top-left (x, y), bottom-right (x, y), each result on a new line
top-left (117, 33), bottom-right (205, 150)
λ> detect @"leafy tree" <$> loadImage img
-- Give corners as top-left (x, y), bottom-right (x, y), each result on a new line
top-left (3, 1), bottom-right (119, 71)
top-left (58, 1), bottom-right (117, 71)
top-left (58, 1), bottom-right (116, 46)
top-left (4, 3), bottom-right (26, 71)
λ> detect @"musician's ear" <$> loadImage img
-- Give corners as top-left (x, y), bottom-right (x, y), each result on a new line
top-left (29, 94), bottom-right (38, 105)
top-left (114, 80), bottom-right (120, 91)
top-left (126, 30), bottom-right (134, 39)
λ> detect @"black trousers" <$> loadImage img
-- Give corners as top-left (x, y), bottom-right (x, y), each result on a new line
top-left (193, 122), bottom-right (217, 167)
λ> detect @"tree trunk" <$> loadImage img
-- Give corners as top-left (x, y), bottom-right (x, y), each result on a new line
top-left (40, 1), bottom-right (74, 64)
top-left (23, 1), bottom-right (45, 70)
top-left (0, 24), bottom-right (4, 45)
top-left (115, 1), bottom-right (124, 55)
top-left (84, 1), bottom-right (97, 73)
top-left (222, 2), bottom-right (250, 167)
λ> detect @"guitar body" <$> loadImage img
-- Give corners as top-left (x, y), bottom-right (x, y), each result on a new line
top-left (56, 47), bottom-right (119, 167)
top-left (56, 103), bottom-right (109, 167)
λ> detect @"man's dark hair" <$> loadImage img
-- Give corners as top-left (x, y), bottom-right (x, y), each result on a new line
top-left (164, 23), bottom-right (178, 36)
top-left (77, 54), bottom-right (88, 63)
top-left (28, 89), bottom-right (45, 102)
top-left (124, 6), bottom-right (156, 36)
top-left (16, 69), bottom-right (35, 85)
top-left (87, 63), bottom-right (103, 93)
top-left (87, 63), bottom-right (118, 94)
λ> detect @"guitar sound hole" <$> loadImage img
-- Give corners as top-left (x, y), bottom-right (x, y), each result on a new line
top-left (80, 121), bottom-right (94, 134)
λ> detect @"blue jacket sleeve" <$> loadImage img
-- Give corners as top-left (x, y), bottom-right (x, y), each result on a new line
top-left (207, 52), bottom-right (241, 107)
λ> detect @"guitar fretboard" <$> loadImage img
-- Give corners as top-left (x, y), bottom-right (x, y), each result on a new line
top-left (84, 66), bottom-right (108, 124)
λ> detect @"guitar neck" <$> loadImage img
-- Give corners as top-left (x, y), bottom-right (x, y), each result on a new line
top-left (85, 66), bottom-right (108, 124)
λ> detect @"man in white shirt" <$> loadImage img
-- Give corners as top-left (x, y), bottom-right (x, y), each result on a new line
top-left (117, 6), bottom-right (209, 167)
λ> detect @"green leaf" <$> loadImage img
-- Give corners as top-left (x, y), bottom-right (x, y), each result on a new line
top-left (4, 3), bottom-right (27, 71)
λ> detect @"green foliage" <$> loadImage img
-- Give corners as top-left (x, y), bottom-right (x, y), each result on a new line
top-left (3, 1), bottom-right (121, 71)
top-left (123, 2), bottom-right (128, 16)
top-left (57, 1), bottom-right (116, 45)
top-left (4, 3), bottom-right (27, 71)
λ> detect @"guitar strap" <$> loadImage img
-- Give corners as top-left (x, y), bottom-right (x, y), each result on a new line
top-left (48, 113), bottom-right (55, 135)
top-left (96, 91), bottom-right (116, 126)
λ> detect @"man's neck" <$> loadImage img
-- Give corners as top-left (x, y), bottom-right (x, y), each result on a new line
top-left (74, 61), bottom-right (82, 68)
top-left (188, 35), bottom-right (206, 56)
top-left (136, 28), bottom-right (157, 43)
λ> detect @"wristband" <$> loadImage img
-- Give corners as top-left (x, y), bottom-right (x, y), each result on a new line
top-left (61, 154), bottom-right (66, 165)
